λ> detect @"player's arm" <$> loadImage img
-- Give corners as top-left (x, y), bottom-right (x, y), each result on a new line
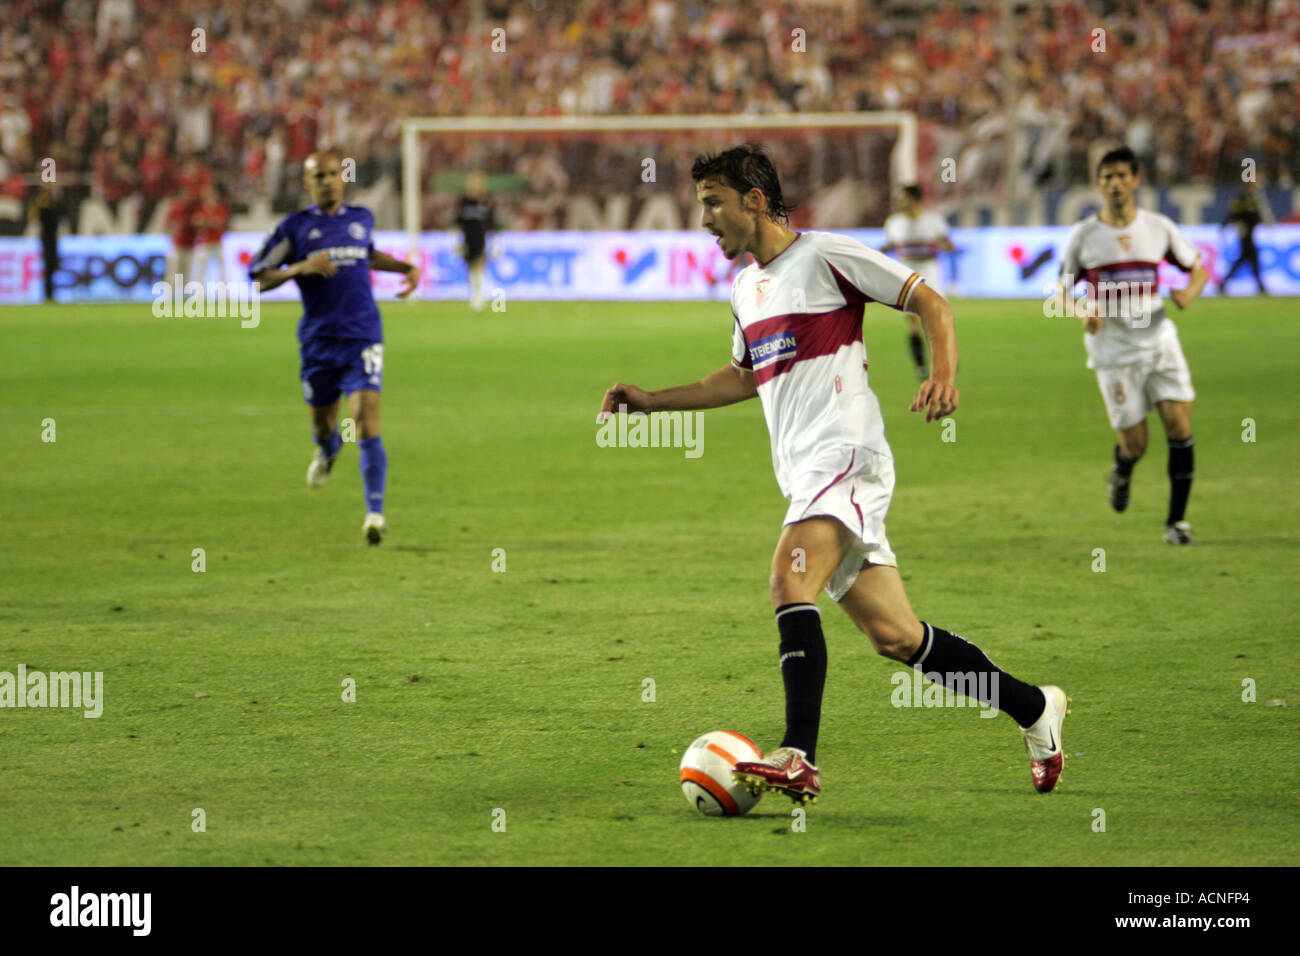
top-left (252, 252), bottom-right (336, 291)
top-left (1164, 220), bottom-right (1208, 310)
top-left (1169, 261), bottom-right (1208, 311)
top-left (1052, 279), bottom-right (1100, 332)
top-left (369, 249), bottom-right (420, 299)
top-left (597, 364), bottom-right (756, 421)
top-left (487, 207), bottom-right (501, 258)
top-left (825, 236), bottom-right (957, 421)
top-left (906, 283), bottom-right (959, 422)
top-left (1053, 226), bottom-right (1101, 331)
top-left (880, 215), bottom-right (898, 255)
top-left (450, 210), bottom-right (467, 257)
top-left (924, 211), bottom-right (956, 254)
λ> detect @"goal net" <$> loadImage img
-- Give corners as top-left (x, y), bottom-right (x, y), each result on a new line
top-left (401, 112), bottom-right (917, 247)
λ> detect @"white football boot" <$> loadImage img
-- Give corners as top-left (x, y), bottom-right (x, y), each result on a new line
top-left (1021, 685), bottom-right (1070, 793)
top-left (307, 449), bottom-right (334, 488)
top-left (362, 511), bottom-right (387, 546)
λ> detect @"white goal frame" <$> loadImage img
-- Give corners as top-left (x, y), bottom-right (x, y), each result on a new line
top-left (399, 111), bottom-right (918, 248)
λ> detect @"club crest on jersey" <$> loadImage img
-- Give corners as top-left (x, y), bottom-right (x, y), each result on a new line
top-left (348, 221), bottom-right (368, 241)
top-left (755, 276), bottom-right (771, 306)
top-left (749, 330), bottom-right (797, 370)
top-left (1118, 234), bottom-right (1131, 252)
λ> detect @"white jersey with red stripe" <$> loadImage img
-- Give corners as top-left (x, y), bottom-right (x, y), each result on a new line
top-left (1058, 208), bottom-right (1201, 368)
top-left (730, 230), bottom-right (923, 498)
top-left (884, 210), bottom-right (948, 287)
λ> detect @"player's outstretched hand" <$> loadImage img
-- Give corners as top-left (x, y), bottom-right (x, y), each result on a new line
top-left (396, 266), bottom-right (420, 299)
top-left (597, 382), bottom-right (654, 422)
top-left (1075, 296), bottom-right (1103, 333)
top-left (1169, 287), bottom-right (1191, 310)
top-left (299, 251), bottom-right (338, 278)
top-left (910, 379), bottom-right (959, 423)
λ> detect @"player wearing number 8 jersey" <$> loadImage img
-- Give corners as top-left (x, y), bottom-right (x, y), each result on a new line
top-left (1055, 146), bottom-right (1209, 544)
top-left (250, 151), bottom-right (420, 544)
top-left (599, 144), bottom-right (1068, 803)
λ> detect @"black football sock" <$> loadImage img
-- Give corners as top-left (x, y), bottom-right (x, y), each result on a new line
top-left (1166, 437), bottom-right (1194, 525)
top-left (775, 603), bottom-right (827, 764)
top-left (906, 622), bottom-right (1046, 728)
top-left (908, 331), bottom-right (926, 369)
top-left (1114, 445), bottom-right (1137, 477)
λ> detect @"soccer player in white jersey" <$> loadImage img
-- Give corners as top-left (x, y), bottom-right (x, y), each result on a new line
top-left (598, 145), bottom-right (1067, 803)
top-left (1055, 146), bottom-right (1209, 544)
top-left (882, 185), bottom-right (955, 381)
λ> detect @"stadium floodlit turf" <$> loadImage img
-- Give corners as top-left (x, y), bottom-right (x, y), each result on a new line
top-left (2, 296), bottom-right (1297, 866)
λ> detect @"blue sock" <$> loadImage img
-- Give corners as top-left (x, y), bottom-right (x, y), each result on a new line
top-left (358, 436), bottom-right (387, 514)
top-left (315, 427), bottom-right (341, 461)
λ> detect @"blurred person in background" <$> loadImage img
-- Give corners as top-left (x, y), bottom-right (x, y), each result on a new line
top-left (1217, 182), bottom-right (1270, 296)
top-left (164, 193), bottom-right (195, 286)
top-left (30, 178), bottom-right (64, 303)
top-left (137, 132), bottom-right (174, 232)
top-left (454, 170), bottom-right (496, 312)
top-left (881, 185), bottom-right (955, 382)
top-left (164, 157), bottom-right (212, 284)
top-left (190, 181), bottom-right (229, 284)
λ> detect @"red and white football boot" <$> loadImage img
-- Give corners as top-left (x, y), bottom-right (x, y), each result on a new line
top-left (732, 746), bottom-right (821, 805)
top-left (1021, 685), bottom-right (1070, 793)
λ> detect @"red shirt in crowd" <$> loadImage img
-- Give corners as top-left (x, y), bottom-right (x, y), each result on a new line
top-left (139, 152), bottom-right (172, 200)
top-left (167, 201), bottom-right (196, 249)
top-left (192, 199), bottom-right (229, 245)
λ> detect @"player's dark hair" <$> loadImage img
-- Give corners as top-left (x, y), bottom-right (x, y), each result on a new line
top-left (691, 143), bottom-right (794, 223)
top-left (1097, 146), bottom-right (1139, 177)
top-left (901, 184), bottom-right (923, 201)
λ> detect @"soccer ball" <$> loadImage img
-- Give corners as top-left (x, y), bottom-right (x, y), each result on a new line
top-left (679, 730), bottom-right (764, 816)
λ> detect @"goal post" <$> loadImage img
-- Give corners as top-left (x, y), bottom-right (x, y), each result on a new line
top-left (400, 111), bottom-right (917, 250)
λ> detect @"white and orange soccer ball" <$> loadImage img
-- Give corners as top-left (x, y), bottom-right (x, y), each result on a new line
top-left (679, 730), bottom-right (764, 816)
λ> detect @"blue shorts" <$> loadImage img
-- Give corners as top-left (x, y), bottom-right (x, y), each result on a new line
top-left (300, 338), bottom-right (383, 407)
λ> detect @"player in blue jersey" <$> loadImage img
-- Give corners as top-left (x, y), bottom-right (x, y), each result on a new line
top-left (250, 151), bottom-right (419, 544)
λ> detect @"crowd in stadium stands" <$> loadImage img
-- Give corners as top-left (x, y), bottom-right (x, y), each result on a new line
top-left (0, 0), bottom-right (1296, 228)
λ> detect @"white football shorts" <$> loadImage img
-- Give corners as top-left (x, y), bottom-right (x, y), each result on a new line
top-left (783, 445), bottom-right (898, 602)
top-left (1094, 337), bottom-right (1195, 430)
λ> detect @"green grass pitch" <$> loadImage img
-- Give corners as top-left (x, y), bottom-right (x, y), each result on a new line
top-left (1, 294), bottom-right (1296, 866)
